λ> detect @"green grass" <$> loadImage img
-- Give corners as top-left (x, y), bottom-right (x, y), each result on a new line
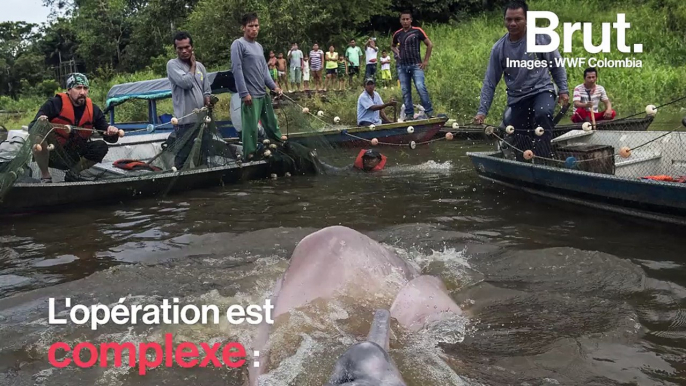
top-left (2, 0), bottom-right (685, 129)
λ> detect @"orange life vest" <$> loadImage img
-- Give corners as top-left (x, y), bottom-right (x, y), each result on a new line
top-left (50, 93), bottom-right (95, 145)
top-left (353, 148), bottom-right (387, 172)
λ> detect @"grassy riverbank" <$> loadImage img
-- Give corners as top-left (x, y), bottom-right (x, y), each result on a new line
top-left (1, 0), bottom-right (685, 129)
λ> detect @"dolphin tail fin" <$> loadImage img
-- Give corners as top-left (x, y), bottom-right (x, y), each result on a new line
top-left (366, 309), bottom-right (391, 351)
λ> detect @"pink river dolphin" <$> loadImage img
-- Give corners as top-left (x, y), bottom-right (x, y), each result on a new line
top-left (247, 226), bottom-right (464, 386)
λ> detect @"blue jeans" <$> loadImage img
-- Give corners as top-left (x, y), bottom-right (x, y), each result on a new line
top-left (397, 64), bottom-right (433, 117)
top-left (502, 91), bottom-right (556, 159)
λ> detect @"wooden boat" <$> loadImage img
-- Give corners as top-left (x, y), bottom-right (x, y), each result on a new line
top-left (439, 115), bottom-right (655, 140)
top-left (104, 70), bottom-right (444, 147)
top-left (467, 125), bottom-right (686, 225)
top-left (0, 130), bottom-right (312, 216)
top-left (282, 117), bottom-right (447, 148)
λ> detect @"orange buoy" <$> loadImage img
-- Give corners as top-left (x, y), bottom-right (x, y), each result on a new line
top-left (371, 138), bottom-right (379, 146)
top-left (619, 146), bottom-right (631, 158)
top-left (445, 132), bottom-right (454, 141)
top-left (523, 150), bottom-right (534, 160)
top-left (33, 144), bottom-right (42, 152)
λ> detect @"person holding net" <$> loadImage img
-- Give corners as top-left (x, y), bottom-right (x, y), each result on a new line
top-left (28, 73), bottom-right (120, 183)
top-left (231, 12), bottom-right (283, 161)
top-left (473, 0), bottom-right (569, 160)
top-left (167, 31), bottom-right (214, 170)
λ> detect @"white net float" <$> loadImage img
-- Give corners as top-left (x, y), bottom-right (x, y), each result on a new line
top-left (171, 117), bottom-right (178, 125)
top-left (645, 104), bottom-right (657, 116)
top-left (264, 149), bottom-right (272, 157)
top-left (407, 126), bottom-right (414, 134)
top-left (204, 116), bottom-right (212, 123)
top-left (317, 110), bottom-right (324, 117)
top-left (505, 125), bottom-right (515, 134)
top-left (334, 116), bottom-right (340, 123)
top-left (534, 126), bottom-right (544, 136)
top-left (582, 122), bottom-right (592, 131)
top-left (409, 140), bottom-right (416, 149)
top-left (369, 124), bottom-right (376, 130)
top-left (452, 122), bottom-right (459, 130)
top-left (484, 126), bottom-right (495, 135)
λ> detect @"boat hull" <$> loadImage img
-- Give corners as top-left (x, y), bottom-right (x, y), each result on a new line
top-left (0, 161), bottom-right (273, 215)
top-left (467, 151), bottom-right (686, 225)
top-left (122, 118), bottom-right (446, 148)
top-left (286, 118), bottom-right (445, 148)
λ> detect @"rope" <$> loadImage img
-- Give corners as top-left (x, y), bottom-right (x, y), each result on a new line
top-left (612, 94), bottom-right (686, 122)
top-left (277, 92), bottom-right (449, 148)
top-left (489, 124), bottom-right (680, 166)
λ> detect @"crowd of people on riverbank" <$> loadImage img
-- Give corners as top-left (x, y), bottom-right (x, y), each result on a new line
top-left (15, 0), bottom-right (620, 181)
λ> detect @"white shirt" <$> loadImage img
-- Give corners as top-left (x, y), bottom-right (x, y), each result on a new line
top-left (365, 47), bottom-right (378, 65)
top-left (573, 84), bottom-right (609, 113)
top-left (380, 55), bottom-right (391, 71)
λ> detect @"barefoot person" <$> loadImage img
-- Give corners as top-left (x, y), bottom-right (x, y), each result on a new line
top-left (230, 12), bottom-right (283, 160)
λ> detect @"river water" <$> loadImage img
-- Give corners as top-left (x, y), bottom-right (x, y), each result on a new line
top-left (0, 124), bottom-right (685, 385)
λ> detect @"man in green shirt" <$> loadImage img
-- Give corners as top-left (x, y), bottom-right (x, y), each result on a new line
top-left (345, 39), bottom-right (363, 87)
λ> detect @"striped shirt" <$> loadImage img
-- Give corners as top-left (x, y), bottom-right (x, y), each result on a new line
top-left (309, 50), bottom-right (324, 71)
top-left (573, 84), bottom-right (609, 113)
top-left (392, 27), bottom-right (428, 66)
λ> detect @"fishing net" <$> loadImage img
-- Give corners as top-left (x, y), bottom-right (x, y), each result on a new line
top-left (477, 104), bottom-right (686, 184)
top-left (0, 102), bottom-right (328, 204)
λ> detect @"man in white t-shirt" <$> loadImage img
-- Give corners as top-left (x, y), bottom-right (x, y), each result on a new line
top-left (364, 38), bottom-right (379, 80)
top-left (571, 67), bottom-right (616, 123)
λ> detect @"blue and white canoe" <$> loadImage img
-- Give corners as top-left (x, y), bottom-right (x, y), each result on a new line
top-left (467, 127), bottom-right (686, 225)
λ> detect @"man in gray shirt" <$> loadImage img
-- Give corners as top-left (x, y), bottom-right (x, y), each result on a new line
top-left (167, 31), bottom-right (212, 169)
top-left (473, 1), bottom-right (569, 160)
top-left (231, 12), bottom-right (283, 160)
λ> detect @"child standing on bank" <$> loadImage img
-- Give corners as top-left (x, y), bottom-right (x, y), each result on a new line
top-left (337, 55), bottom-right (348, 91)
top-left (302, 55), bottom-right (311, 91)
top-left (379, 50), bottom-right (392, 89)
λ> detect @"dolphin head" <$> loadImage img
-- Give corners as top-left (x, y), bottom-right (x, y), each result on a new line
top-left (324, 310), bottom-right (407, 386)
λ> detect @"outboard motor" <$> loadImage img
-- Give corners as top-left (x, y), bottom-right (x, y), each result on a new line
top-left (324, 309), bottom-right (407, 386)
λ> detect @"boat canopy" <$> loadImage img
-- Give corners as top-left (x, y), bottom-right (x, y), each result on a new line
top-left (104, 70), bottom-right (237, 113)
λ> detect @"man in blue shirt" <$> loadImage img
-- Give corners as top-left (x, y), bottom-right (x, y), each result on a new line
top-left (357, 78), bottom-right (396, 126)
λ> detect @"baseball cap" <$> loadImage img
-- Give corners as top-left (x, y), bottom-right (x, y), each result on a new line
top-left (364, 77), bottom-right (376, 85)
top-left (362, 149), bottom-right (382, 159)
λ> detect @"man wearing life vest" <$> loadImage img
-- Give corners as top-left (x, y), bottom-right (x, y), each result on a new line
top-left (353, 149), bottom-right (387, 172)
top-left (29, 73), bottom-right (120, 182)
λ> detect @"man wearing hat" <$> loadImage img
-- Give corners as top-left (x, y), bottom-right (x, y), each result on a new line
top-left (356, 77), bottom-right (397, 126)
top-left (28, 72), bottom-right (120, 182)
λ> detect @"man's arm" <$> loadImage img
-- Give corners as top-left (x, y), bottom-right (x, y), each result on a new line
top-left (475, 45), bottom-right (504, 120)
top-left (167, 60), bottom-right (195, 90)
top-left (545, 45), bottom-right (569, 103)
top-left (28, 98), bottom-right (60, 130)
top-left (93, 105), bottom-right (119, 143)
top-left (391, 32), bottom-right (400, 57)
top-left (601, 87), bottom-right (613, 116)
top-left (420, 36), bottom-right (433, 69)
top-left (230, 40), bottom-right (250, 99)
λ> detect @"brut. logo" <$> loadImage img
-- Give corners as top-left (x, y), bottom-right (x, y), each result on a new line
top-left (526, 12), bottom-right (643, 54)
